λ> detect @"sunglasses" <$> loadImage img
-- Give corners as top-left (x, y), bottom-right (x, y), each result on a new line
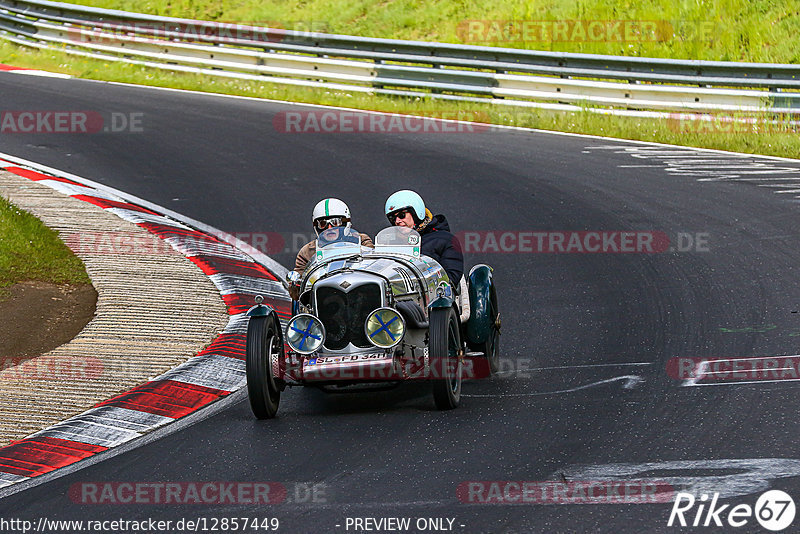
top-left (314, 216), bottom-right (344, 230)
top-left (387, 209), bottom-right (412, 223)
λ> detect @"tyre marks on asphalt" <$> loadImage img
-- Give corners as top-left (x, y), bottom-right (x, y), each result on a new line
top-left (462, 374), bottom-right (644, 397)
top-left (0, 156), bottom-right (290, 490)
top-left (584, 145), bottom-right (800, 196)
top-left (562, 458), bottom-right (800, 500)
top-left (463, 362), bottom-right (652, 398)
top-left (583, 145), bottom-right (800, 393)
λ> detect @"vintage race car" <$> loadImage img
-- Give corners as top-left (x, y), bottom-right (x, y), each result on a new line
top-left (245, 226), bottom-right (500, 419)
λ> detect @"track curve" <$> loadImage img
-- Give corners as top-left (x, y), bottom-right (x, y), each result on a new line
top-left (3, 72), bottom-right (800, 533)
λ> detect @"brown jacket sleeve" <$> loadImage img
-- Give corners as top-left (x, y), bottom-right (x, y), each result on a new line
top-left (294, 240), bottom-right (316, 274)
top-left (290, 241), bottom-right (316, 300)
top-left (359, 233), bottom-right (374, 248)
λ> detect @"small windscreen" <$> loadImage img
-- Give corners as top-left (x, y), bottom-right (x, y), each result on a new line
top-left (317, 226), bottom-right (361, 249)
top-left (374, 227), bottom-right (421, 247)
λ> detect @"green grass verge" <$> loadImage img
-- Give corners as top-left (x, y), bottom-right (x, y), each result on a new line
top-left (71, 0), bottom-right (800, 63)
top-left (0, 195), bottom-right (91, 294)
top-left (2, 40), bottom-right (798, 159)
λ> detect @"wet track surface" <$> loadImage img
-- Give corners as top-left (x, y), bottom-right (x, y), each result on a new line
top-left (3, 73), bottom-right (800, 532)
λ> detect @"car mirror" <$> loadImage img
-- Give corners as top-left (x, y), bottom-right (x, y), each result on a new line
top-left (286, 271), bottom-right (301, 286)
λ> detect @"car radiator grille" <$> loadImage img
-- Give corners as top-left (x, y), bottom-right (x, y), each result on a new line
top-left (316, 283), bottom-right (382, 350)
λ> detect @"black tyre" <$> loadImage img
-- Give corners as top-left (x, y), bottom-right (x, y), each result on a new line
top-left (485, 287), bottom-right (500, 374)
top-left (484, 324), bottom-right (500, 374)
top-left (246, 315), bottom-right (282, 419)
top-left (430, 306), bottom-right (462, 410)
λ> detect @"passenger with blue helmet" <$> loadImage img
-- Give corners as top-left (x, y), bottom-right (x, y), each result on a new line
top-left (385, 190), bottom-right (464, 287)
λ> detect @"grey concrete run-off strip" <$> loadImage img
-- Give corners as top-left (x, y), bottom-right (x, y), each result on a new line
top-left (0, 171), bottom-right (230, 447)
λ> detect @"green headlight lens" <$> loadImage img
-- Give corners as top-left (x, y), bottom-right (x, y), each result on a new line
top-left (365, 308), bottom-right (405, 349)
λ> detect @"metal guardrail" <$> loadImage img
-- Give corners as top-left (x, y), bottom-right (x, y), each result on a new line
top-left (1, 0), bottom-right (799, 114)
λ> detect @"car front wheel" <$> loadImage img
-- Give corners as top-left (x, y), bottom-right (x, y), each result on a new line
top-left (430, 306), bottom-right (462, 410)
top-left (246, 315), bottom-right (282, 419)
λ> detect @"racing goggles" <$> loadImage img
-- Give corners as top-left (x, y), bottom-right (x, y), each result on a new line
top-left (387, 208), bottom-right (412, 223)
top-left (314, 216), bottom-right (345, 231)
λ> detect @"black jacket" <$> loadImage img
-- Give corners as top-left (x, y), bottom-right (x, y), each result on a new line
top-left (419, 214), bottom-right (463, 286)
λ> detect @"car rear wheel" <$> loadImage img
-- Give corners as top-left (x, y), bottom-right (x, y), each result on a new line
top-left (430, 306), bottom-right (462, 410)
top-left (485, 286), bottom-right (500, 374)
top-left (246, 315), bottom-right (281, 419)
top-left (484, 322), bottom-right (500, 375)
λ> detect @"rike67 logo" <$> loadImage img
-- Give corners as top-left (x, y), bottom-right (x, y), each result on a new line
top-left (668, 490), bottom-right (795, 531)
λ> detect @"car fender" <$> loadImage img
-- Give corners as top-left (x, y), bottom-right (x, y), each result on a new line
top-left (246, 302), bottom-right (285, 344)
top-left (428, 296), bottom-right (455, 310)
top-left (466, 264), bottom-right (496, 345)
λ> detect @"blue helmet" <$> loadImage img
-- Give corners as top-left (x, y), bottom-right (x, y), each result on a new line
top-left (385, 190), bottom-right (425, 224)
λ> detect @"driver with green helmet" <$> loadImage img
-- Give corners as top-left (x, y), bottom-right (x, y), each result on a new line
top-left (289, 198), bottom-right (373, 300)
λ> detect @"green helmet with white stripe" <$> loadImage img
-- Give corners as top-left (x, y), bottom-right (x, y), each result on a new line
top-left (312, 198), bottom-right (352, 235)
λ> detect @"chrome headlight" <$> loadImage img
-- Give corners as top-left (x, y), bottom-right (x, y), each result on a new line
top-left (286, 314), bottom-right (325, 354)
top-left (365, 307), bottom-right (405, 349)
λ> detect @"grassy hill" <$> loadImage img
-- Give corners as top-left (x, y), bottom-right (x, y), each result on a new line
top-left (74, 0), bottom-right (800, 63)
top-left (0, 195), bottom-right (91, 293)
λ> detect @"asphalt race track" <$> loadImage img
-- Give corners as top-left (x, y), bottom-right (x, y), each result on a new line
top-left (3, 71), bottom-right (800, 533)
